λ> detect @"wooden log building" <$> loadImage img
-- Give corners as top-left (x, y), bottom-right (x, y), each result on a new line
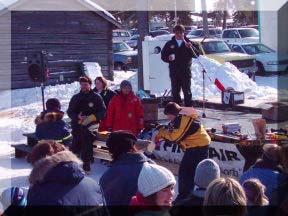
top-left (0, 0), bottom-right (122, 90)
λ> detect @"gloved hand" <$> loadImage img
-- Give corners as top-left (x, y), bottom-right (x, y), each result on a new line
top-left (82, 114), bottom-right (97, 126)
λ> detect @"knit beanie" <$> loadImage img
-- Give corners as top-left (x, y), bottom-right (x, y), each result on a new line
top-left (79, 76), bottom-right (92, 85)
top-left (120, 80), bottom-right (132, 89)
top-left (138, 163), bottom-right (176, 197)
top-left (0, 187), bottom-right (27, 209)
top-left (164, 102), bottom-right (181, 116)
top-left (194, 159), bottom-right (221, 189)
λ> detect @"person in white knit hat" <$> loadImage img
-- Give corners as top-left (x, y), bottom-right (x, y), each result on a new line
top-left (130, 163), bottom-right (176, 216)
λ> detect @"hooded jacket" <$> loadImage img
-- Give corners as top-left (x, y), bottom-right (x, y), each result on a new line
top-left (158, 113), bottom-right (210, 149)
top-left (100, 152), bottom-right (154, 206)
top-left (105, 91), bottom-right (144, 135)
top-left (27, 151), bottom-right (104, 206)
top-left (35, 111), bottom-right (72, 145)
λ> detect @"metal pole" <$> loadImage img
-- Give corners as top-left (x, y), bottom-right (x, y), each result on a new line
top-left (174, 0), bottom-right (177, 25)
top-left (41, 82), bottom-right (45, 111)
top-left (137, 10), bottom-right (149, 91)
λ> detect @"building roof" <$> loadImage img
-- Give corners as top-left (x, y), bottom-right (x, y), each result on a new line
top-left (0, 0), bottom-right (122, 28)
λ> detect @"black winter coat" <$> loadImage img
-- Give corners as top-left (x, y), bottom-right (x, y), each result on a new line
top-left (67, 90), bottom-right (106, 127)
top-left (27, 151), bottom-right (104, 206)
top-left (161, 36), bottom-right (196, 77)
top-left (93, 88), bottom-right (116, 108)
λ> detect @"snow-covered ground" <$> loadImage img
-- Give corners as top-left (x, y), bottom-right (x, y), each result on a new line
top-left (0, 59), bottom-right (280, 209)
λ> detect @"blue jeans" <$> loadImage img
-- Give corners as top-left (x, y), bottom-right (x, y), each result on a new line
top-left (175, 145), bottom-right (209, 202)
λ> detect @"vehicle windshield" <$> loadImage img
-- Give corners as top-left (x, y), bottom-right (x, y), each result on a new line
top-left (113, 31), bottom-right (130, 37)
top-left (150, 30), bottom-right (170, 37)
top-left (202, 41), bottom-right (231, 54)
top-left (188, 29), bottom-right (202, 36)
top-left (215, 29), bottom-right (222, 34)
top-left (242, 44), bottom-right (275, 55)
top-left (238, 29), bottom-right (259, 38)
top-left (113, 42), bottom-right (132, 52)
top-left (209, 29), bottom-right (216, 35)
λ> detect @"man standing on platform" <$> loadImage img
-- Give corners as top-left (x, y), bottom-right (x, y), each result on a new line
top-left (67, 76), bottom-right (106, 172)
top-left (161, 24), bottom-right (196, 107)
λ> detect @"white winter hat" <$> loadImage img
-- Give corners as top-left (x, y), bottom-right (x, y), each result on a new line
top-left (138, 163), bottom-right (176, 197)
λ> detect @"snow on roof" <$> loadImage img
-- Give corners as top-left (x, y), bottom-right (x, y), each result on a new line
top-left (82, 0), bottom-right (116, 20)
top-left (0, 0), bottom-right (121, 27)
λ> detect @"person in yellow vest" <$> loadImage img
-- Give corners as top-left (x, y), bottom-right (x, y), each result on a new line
top-left (156, 102), bottom-right (211, 203)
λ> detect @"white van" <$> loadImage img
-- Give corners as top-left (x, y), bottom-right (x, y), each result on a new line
top-left (222, 28), bottom-right (259, 44)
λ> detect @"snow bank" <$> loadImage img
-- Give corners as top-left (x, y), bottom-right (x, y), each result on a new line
top-left (191, 56), bottom-right (277, 99)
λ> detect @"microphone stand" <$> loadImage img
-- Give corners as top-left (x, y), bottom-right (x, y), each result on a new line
top-left (185, 38), bottom-right (207, 118)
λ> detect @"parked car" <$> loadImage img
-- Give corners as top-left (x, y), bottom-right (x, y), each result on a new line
top-left (125, 30), bottom-right (170, 49)
top-left (113, 42), bottom-right (138, 71)
top-left (229, 43), bottom-right (288, 75)
top-left (149, 30), bottom-right (171, 37)
top-left (190, 38), bottom-right (257, 79)
top-left (125, 34), bottom-right (139, 49)
top-left (186, 28), bottom-right (222, 39)
top-left (128, 28), bottom-right (138, 36)
top-left (184, 26), bottom-right (197, 35)
top-left (222, 28), bottom-right (259, 44)
top-left (113, 29), bottom-right (131, 42)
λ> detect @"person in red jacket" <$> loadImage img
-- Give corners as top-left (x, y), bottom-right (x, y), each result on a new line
top-left (106, 80), bottom-right (144, 136)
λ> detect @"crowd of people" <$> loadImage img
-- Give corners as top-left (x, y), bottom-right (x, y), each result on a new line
top-left (1, 136), bottom-right (288, 215)
top-left (1, 24), bottom-right (288, 216)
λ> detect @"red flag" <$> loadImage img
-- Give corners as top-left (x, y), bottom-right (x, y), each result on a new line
top-left (215, 78), bottom-right (226, 91)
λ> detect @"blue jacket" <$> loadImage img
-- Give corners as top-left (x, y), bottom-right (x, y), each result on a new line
top-left (99, 152), bottom-right (154, 206)
top-left (27, 151), bottom-right (104, 206)
top-left (240, 166), bottom-right (283, 200)
top-left (35, 111), bottom-right (72, 146)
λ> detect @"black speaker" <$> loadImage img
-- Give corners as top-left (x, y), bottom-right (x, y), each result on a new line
top-left (27, 51), bottom-right (49, 82)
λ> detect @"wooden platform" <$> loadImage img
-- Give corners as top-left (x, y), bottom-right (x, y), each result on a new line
top-left (11, 144), bottom-right (33, 159)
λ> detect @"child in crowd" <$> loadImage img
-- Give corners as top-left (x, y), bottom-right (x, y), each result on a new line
top-left (242, 178), bottom-right (269, 206)
top-left (174, 159), bottom-right (221, 206)
top-left (130, 163), bottom-right (176, 216)
top-left (203, 177), bottom-right (247, 216)
top-left (0, 187), bottom-right (27, 215)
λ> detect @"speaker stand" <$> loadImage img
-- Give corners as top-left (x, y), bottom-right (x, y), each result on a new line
top-left (41, 82), bottom-right (45, 112)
